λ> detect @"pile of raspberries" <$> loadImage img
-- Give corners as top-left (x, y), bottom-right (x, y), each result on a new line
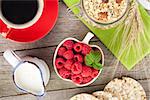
top-left (55, 40), bottom-right (99, 85)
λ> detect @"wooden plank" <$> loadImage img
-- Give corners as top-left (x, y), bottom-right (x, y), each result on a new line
top-left (0, 1), bottom-right (93, 52)
top-left (0, 41), bottom-right (150, 97)
top-left (1, 83), bottom-right (150, 100)
top-left (0, 42), bottom-right (107, 97)
top-left (0, 85), bottom-right (109, 100)
top-left (0, 2), bottom-right (149, 52)
top-left (0, 1), bottom-right (150, 99)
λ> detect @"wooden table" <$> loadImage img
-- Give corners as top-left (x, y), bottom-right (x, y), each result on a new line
top-left (0, 1), bottom-right (150, 100)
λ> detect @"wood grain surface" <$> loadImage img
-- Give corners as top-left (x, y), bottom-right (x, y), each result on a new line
top-left (0, 1), bottom-right (150, 100)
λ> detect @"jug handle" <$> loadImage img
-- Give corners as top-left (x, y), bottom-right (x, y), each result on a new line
top-left (3, 50), bottom-right (22, 68)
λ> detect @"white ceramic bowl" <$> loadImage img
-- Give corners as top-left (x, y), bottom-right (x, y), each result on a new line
top-left (53, 32), bottom-right (104, 86)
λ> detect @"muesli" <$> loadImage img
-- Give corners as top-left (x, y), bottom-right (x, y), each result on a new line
top-left (83, 0), bottom-right (128, 23)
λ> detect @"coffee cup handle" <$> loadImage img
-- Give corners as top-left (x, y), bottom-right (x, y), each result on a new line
top-left (0, 19), bottom-right (11, 38)
top-left (82, 32), bottom-right (94, 44)
top-left (3, 50), bottom-right (22, 68)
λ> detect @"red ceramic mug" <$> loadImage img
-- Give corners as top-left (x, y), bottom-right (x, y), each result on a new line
top-left (0, 0), bottom-right (58, 42)
top-left (0, 0), bottom-right (44, 37)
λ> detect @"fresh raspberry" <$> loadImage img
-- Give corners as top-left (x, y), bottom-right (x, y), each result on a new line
top-left (63, 50), bottom-right (74, 59)
top-left (82, 76), bottom-right (93, 84)
top-left (91, 68), bottom-right (99, 78)
top-left (63, 40), bottom-right (74, 50)
top-left (71, 74), bottom-right (83, 84)
top-left (71, 62), bottom-right (82, 74)
top-left (58, 47), bottom-right (66, 56)
top-left (59, 68), bottom-right (71, 79)
top-left (81, 66), bottom-right (92, 77)
top-left (82, 44), bottom-right (92, 55)
top-left (64, 59), bottom-right (74, 70)
top-left (74, 54), bottom-right (83, 63)
top-left (55, 58), bottom-right (65, 69)
top-left (73, 43), bottom-right (83, 52)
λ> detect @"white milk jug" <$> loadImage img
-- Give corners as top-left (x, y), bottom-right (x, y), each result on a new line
top-left (3, 50), bottom-right (50, 96)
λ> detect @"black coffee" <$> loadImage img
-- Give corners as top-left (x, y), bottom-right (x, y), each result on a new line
top-left (1, 0), bottom-right (38, 24)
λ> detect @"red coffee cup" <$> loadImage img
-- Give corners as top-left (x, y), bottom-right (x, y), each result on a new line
top-left (0, 0), bottom-right (58, 42)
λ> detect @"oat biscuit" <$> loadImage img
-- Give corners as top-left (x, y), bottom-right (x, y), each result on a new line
top-left (70, 93), bottom-right (99, 100)
top-left (104, 77), bottom-right (147, 100)
top-left (93, 91), bottom-right (119, 100)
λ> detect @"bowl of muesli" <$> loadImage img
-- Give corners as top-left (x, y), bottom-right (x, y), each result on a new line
top-left (68, 0), bottom-right (130, 29)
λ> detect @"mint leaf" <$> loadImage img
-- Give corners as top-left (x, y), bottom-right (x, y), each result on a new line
top-left (95, 62), bottom-right (103, 70)
top-left (92, 63), bottom-right (103, 70)
top-left (93, 51), bottom-right (101, 63)
top-left (85, 53), bottom-right (94, 66)
top-left (92, 63), bottom-right (99, 70)
top-left (85, 50), bottom-right (103, 70)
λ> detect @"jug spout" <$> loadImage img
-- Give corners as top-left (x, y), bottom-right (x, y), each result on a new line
top-left (28, 85), bottom-right (45, 96)
top-left (3, 50), bottom-right (22, 68)
top-left (34, 88), bottom-right (45, 97)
